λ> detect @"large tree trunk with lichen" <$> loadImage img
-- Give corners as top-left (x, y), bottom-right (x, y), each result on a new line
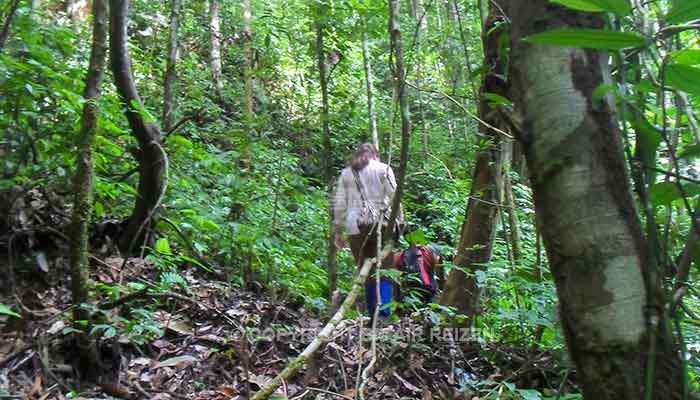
top-left (508, 2), bottom-right (683, 399)
top-left (162, 0), bottom-right (182, 132)
top-left (110, 0), bottom-right (166, 255)
top-left (69, 0), bottom-right (107, 380)
top-left (439, 6), bottom-right (506, 322)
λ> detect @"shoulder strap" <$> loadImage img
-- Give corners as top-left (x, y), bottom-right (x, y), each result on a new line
top-left (352, 168), bottom-right (372, 210)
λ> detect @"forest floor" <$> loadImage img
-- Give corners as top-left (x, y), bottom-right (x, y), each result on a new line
top-left (0, 188), bottom-right (574, 400)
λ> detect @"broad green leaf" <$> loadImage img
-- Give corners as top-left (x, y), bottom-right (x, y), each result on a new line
top-left (650, 182), bottom-right (700, 207)
top-left (550, 0), bottom-right (631, 15)
top-left (665, 64), bottom-right (700, 97)
top-left (155, 237), bottom-right (172, 255)
top-left (666, 0), bottom-right (700, 24)
top-left (517, 389), bottom-right (543, 400)
top-left (592, 84), bottom-right (614, 108)
top-left (405, 229), bottom-right (427, 245)
top-left (671, 49), bottom-right (700, 65)
top-left (483, 92), bottom-right (513, 107)
top-left (523, 29), bottom-right (647, 50)
top-left (0, 303), bottom-right (21, 318)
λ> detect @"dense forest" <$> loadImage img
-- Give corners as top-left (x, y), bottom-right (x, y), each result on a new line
top-left (1, 0), bottom-right (699, 398)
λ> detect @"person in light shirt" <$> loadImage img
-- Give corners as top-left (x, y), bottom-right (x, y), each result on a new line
top-left (332, 143), bottom-right (402, 317)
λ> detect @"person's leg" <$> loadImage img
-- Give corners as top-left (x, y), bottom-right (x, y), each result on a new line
top-left (379, 277), bottom-right (393, 317)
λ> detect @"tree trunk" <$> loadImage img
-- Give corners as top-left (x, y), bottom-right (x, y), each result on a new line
top-left (452, 0), bottom-right (478, 100)
top-left (208, 0), bottom-right (223, 98)
top-left (439, 6), bottom-right (506, 322)
top-left (504, 166), bottom-right (522, 263)
top-left (316, 1), bottom-right (336, 299)
top-left (243, 0), bottom-right (254, 130)
top-left (69, 0), bottom-right (107, 380)
top-left (110, 0), bottom-right (167, 255)
top-left (162, 0), bottom-right (183, 132)
top-left (0, 0), bottom-right (21, 50)
top-left (361, 30), bottom-right (378, 150)
top-left (508, 2), bottom-right (683, 399)
top-left (413, 0), bottom-right (427, 154)
top-left (387, 0), bottom-right (410, 231)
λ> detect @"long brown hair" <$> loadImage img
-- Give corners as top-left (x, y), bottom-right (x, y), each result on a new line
top-left (351, 143), bottom-right (378, 171)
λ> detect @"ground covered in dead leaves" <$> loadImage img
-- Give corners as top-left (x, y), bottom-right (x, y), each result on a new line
top-left (1, 189), bottom-right (574, 399)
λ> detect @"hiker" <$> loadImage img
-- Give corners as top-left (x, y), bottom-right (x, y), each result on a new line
top-left (333, 143), bottom-right (402, 317)
top-left (395, 242), bottom-right (442, 307)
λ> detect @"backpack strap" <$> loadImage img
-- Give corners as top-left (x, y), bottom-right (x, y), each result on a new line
top-left (352, 168), bottom-right (377, 215)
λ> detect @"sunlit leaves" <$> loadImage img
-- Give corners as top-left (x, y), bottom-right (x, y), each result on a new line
top-left (650, 182), bottom-right (700, 207)
top-left (666, 0), bottom-right (700, 24)
top-left (671, 49), bottom-right (700, 65)
top-left (550, 0), bottom-right (632, 16)
top-left (523, 29), bottom-right (647, 50)
top-left (664, 64), bottom-right (700, 97)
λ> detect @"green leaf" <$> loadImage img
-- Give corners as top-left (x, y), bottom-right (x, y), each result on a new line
top-left (155, 237), bottom-right (172, 255)
top-left (666, 0), bottom-right (700, 24)
top-left (649, 182), bottom-right (700, 207)
top-left (665, 64), bottom-right (700, 97)
top-left (523, 29), bottom-right (647, 50)
top-left (671, 49), bottom-right (700, 65)
top-left (517, 388), bottom-right (543, 400)
top-left (405, 229), bottom-right (427, 245)
top-left (483, 92), bottom-right (512, 107)
top-left (0, 303), bottom-right (21, 318)
top-left (129, 99), bottom-right (156, 123)
top-left (592, 84), bottom-right (614, 108)
top-left (550, 0), bottom-right (631, 15)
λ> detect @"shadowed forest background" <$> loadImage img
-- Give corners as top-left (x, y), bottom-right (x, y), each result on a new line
top-left (1, 0), bottom-right (700, 399)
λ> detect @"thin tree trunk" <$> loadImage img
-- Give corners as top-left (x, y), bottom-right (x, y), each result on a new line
top-left (673, 198), bottom-right (700, 302)
top-left (387, 0), bottom-right (410, 232)
top-left (243, 0), bottom-right (254, 132)
top-left (452, 0), bottom-right (478, 100)
top-left (508, 1), bottom-right (683, 398)
top-left (361, 29), bottom-right (379, 150)
top-left (0, 0), bottom-right (21, 50)
top-left (110, 0), bottom-right (167, 255)
top-left (504, 169), bottom-right (522, 263)
top-left (413, 0), bottom-right (427, 154)
top-left (316, 1), bottom-right (336, 299)
top-left (439, 6), bottom-right (506, 322)
top-left (208, 0), bottom-right (223, 97)
top-left (162, 0), bottom-right (182, 132)
top-left (69, 0), bottom-right (107, 380)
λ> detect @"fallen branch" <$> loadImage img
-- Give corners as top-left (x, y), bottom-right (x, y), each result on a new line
top-left (250, 244), bottom-right (393, 400)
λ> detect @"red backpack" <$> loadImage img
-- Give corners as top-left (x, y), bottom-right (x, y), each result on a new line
top-left (396, 245), bottom-right (436, 293)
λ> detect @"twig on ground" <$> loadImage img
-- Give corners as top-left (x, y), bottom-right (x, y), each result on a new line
top-left (249, 245), bottom-right (393, 400)
top-left (359, 225), bottom-right (383, 400)
top-left (306, 387), bottom-right (354, 400)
